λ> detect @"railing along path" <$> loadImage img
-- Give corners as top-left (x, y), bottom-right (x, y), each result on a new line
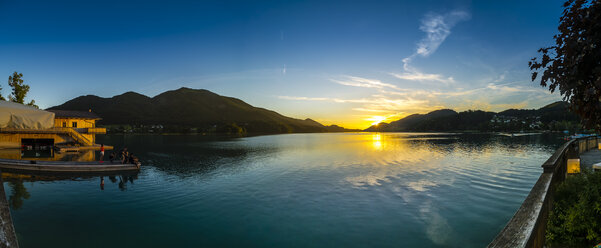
top-left (488, 136), bottom-right (598, 248)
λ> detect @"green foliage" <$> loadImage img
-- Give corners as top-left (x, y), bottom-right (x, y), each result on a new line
top-left (216, 123), bottom-right (247, 135)
top-left (546, 171), bottom-right (601, 247)
top-left (8, 71), bottom-right (30, 104)
top-left (529, 0), bottom-right (601, 131)
top-left (6, 71), bottom-right (38, 108)
top-left (0, 83), bottom-right (5, 101)
top-left (8, 181), bottom-right (30, 210)
top-left (27, 99), bottom-right (38, 108)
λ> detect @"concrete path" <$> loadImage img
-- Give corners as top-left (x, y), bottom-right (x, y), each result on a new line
top-left (0, 176), bottom-right (18, 248)
top-left (580, 148), bottom-right (601, 171)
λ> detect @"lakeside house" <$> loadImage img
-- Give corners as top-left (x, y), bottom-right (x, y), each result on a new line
top-left (48, 109), bottom-right (105, 146)
top-left (0, 101), bottom-right (108, 160)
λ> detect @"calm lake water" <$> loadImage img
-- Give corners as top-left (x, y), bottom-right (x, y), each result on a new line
top-left (3, 132), bottom-right (564, 247)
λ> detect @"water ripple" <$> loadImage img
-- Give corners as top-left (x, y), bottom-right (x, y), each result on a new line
top-left (4, 133), bottom-right (565, 248)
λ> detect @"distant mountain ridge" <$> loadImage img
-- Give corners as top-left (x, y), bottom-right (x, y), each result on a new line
top-left (365, 101), bottom-right (580, 132)
top-left (381, 109), bottom-right (457, 131)
top-left (49, 87), bottom-right (355, 134)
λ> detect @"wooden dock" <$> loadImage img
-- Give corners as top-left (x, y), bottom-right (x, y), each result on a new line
top-left (0, 159), bottom-right (140, 175)
top-left (54, 144), bottom-right (114, 153)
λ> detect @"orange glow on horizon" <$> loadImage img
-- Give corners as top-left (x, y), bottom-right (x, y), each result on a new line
top-left (315, 113), bottom-right (415, 130)
top-left (368, 116), bottom-right (388, 126)
top-left (305, 108), bottom-right (454, 130)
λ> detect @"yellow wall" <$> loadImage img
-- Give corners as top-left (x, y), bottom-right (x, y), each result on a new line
top-left (0, 118), bottom-right (100, 148)
top-left (0, 133), bottom-right (70, 148)
top-left (54, 118), bottom-right (96, 128)
top-left (0, 148), bottom-right (96, 161)
top-left (54, 118), bottom-right (98, 144)
top-left (83, 133), bottom-right (95, 144)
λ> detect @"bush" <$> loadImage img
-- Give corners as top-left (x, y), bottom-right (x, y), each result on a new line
top-left (547, 170), bottom-right (601, 247)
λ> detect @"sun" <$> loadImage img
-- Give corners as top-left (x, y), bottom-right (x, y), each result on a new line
top-left (368, 116), bottom-right (387, 126)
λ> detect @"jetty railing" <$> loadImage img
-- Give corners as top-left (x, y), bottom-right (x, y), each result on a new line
top-left (60, 128), bottom-right (94, 146)
top-left (488, 136), bottom-right (599, 248)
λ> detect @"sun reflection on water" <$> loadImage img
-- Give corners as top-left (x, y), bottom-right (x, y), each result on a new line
top-left (372, 133), bottom-right (382, 150)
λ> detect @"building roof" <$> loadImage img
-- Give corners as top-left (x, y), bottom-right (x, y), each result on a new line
top-left (47, 110), bottom-right (101, 120)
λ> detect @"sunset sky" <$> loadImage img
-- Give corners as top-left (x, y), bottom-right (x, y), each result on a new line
top-left (0, 0), bottom-right (565, 129)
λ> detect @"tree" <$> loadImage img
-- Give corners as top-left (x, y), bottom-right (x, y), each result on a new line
top-left (7, 71), bottom-right (37, 108)
top-left (8, 180), bottom-right (30, 210)
top-left (26, 99), bottom-right (37, 108)
top-left (529, 0), bottom-right (601, 131)
top-left (8, 71), bottom-right (29, 103)
top-left (0, 83), bottom-right (5, 101)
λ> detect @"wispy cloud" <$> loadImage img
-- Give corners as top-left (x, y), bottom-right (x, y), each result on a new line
top-left (390, 72), bottom-right (454, 84)
top-left (352, 108), bottom-right (391, 113)
top-left (278, 96), bottom-right (329, 101)
top-left (485, 82), bottom-right (551, 94)
top-left (279, 77), bottom-right (556, 124)
top-left (397, 10), bottom-right (470, 84)
top-left (380, 81), bottom-right (550, 98)
top-left (492, 73), bottom-right (506, 83)
top-left (455, 100), bottom-right (530, 112)
top-left (279, 94), bottom-right (440, 115)
top-left (330, 75), bottom-right (399, 89)
top-left (415, 10), bottom-right (470, 57)
top-left (278, 95), bottom-right (372, 103)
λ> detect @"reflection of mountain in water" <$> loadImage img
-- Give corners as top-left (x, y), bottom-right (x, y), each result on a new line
top-left (401, 133), bottom-right (561, 155)
top-left (98, 133), bottom-right (563, 180)
top-left (97, 135), bottom-right (281, 177)
top-left (3, 132), bottom-right (568, 247)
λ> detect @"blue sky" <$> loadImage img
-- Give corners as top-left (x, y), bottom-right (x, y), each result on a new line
top-left (0, 0), bottom-right (565, 128)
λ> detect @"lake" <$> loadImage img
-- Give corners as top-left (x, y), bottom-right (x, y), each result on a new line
top-left (2, 132), bottom-right (564, 247)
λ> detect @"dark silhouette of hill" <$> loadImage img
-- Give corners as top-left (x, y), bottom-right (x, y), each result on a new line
top-left (366, 109), bottom-right (457, 131)
top-left (49, 87), bottom-right (356, 134)
top-left (365, 101), bottom-right (580, 132)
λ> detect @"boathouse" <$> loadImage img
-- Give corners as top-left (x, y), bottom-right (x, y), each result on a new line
top-left (0, 101), bottom-right (106, 149)
top-left (48, 109), bottom-right (105, 145)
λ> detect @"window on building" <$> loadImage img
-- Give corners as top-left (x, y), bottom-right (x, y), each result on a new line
top-left (72, 122), bottom-right (77, 128)
top-left (62, 122), bottom-right (66, 127)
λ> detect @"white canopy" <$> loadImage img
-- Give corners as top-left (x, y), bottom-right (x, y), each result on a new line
top-left (0, 101), bottom-right (54, 129)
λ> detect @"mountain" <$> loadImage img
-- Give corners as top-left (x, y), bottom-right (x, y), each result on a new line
top-left (365, 101), bottom-right (580, 132)
top-left (49, 87), bottom-right (357, 134)
top-left (365, 109), bottom-right (457, 132)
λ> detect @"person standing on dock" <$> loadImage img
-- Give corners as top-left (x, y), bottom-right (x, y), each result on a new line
top-left (99, 144), bottom-right (104, 163)
top-left (121, 148), bottom-right (129, 164)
